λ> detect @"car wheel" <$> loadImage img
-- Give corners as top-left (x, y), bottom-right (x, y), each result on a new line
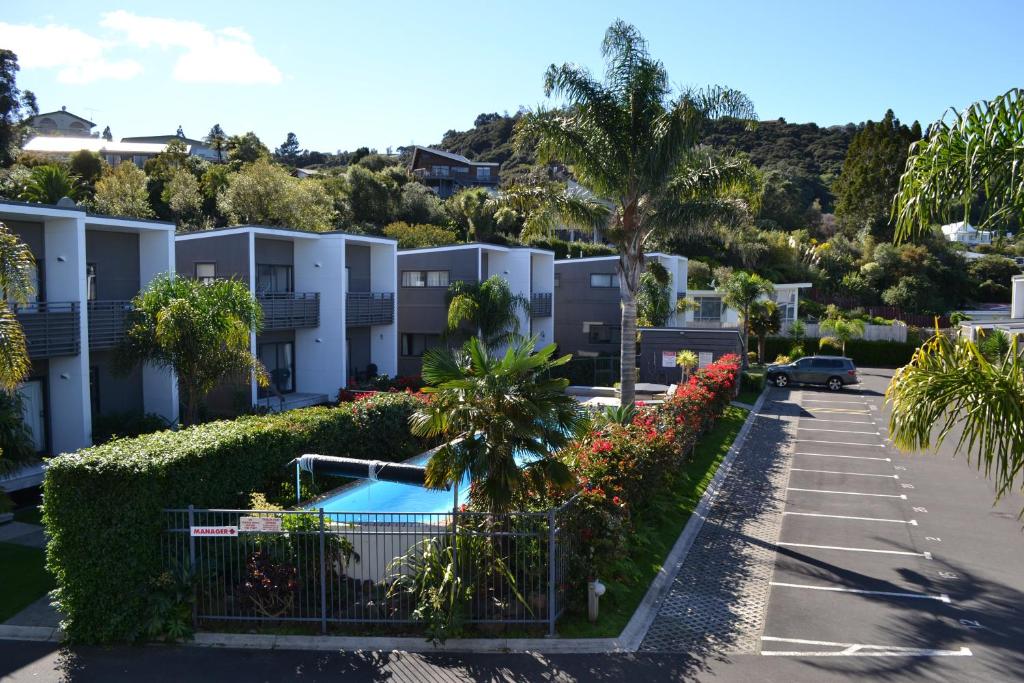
top-left (774, 374), bottom-right (789, 388)
top-left (827, 376), bottom-right (843, 391)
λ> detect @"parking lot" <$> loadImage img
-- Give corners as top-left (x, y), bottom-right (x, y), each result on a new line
top-left (757, 368), bottom-right (1024, 680)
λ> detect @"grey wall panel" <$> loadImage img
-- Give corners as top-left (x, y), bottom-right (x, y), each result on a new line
top-left (345, 244), bottom-right (371, 293)
top-left (553, 260), bottom-right (621, 355)
top-left (85, 230), bottom-right (140, 299)
top-left (175, 233), bottom-right (251, 282)
top-left (7, 220), bottom-right (45, 260)
top-left (347, 326), bottom-right (371, 378)
top-left (636, 329), bottom-right (743, 384)
top-left (397, 249), bottom-right (478, 338)
top-left (90, 350), bottom-right (144, 415)
top-left (254, 237), bottom-right (293, 266)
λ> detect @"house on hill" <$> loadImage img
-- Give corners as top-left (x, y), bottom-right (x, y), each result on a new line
top-left (941, 221), bottom-right (993, 246)
top-left (408, 146), bottom-right (499, 198)
top-left (28, 106), bottom-right (96, 137)
top-left (120, 134), bottom-right (222, 162)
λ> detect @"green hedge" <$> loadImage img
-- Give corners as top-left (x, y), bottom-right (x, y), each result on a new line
top-left (764, 336), bottom-right (920, 368)
top-left (525, 236), bottom-right (617, 259)
top-left (43, 392), bottom-right (426, 644)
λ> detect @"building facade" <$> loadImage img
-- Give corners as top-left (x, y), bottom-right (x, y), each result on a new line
top-left (0, 200), bottom-right (178, 463)
top-left (553, 253), bottom-right (689, 357)
top-left (21, 136), bottom-right (171, 168)
top-left (396, 244), bottom-right (555, 376)
top-left (27, 107), bottom-right (96, 137)
top-left (408, 146), bottom-right (499, 198)
top-left (175, 227), bottom-right (397, 415)
top-left (941, 221), bottom-right (994, 246)
top-left (680, 283), bottom-right (812, 330)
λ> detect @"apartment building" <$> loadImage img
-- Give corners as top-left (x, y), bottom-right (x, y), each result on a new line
top-left (681, 282), bottom-right (812, 328)
top-left (175, 227), bottom-right (397, 414)
top-left (396, 244), bottom-right (555, 376)
top-left (408, 146), bottom-right (500, 198)
top-left (553, 253), bottom-right (689, 356)
top-left (0, 200), bottom-right (178, 464)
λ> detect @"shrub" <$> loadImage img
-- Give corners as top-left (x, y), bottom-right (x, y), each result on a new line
top-left (763, 336), bottom-right (920, 368)
top-left (44, 392), bottom-right (428, 644)
top-left (382, 221), bottom-right (458, 249)
top-left (91, 411), bottom-right (172, 445)
top-left (741, 370), bottom-right (765, 393)
top-left (525, 236), bottom-right (617, 259)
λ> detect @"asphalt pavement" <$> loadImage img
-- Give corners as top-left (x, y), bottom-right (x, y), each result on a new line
top-left (3, 368), bottom-right (1023, 682)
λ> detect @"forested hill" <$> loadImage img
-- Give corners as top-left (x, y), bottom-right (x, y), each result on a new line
top-left (437, 113), bottom-right (860, 204)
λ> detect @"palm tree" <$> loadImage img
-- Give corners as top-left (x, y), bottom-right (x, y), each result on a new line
top-left (446, 275), bottom-right (530, 348)
top-left (20, 165), bottom-right (81, 204)
top-left (516, 20), bottom-right (756, 405)
top-left (748, 300), bottom-right (781, 364)
top-left (410, 336), bottom-right (584, 513)
top-left (0, 222), bottom-right (35, 392)
top-left (205, 124), bottom-right (228, 162)
top-left (676, 349), bottom-right (698, 382)
top-left (497, 182), bottom-right (609, 242)
top-left (888, 88), bottom-right (1024, 509)
top-left (718, 270), bottom-right (774, 358)
top-left (818, 316), bottom-right (866, 356)
top-left (637, 261), bottom-right (672, 327)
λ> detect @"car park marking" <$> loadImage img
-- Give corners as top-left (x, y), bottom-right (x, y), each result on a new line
top-left (769, 582), bottom-right (951, 603)
top-left (801, 399), bottom-right (870, 405)
top-left (798, 427), bottom-right (880, 435)
top-left (799, 418), bottom-right (877, 425)
top-left (787, 487), bottom-right (907, 499)
top-left (799, 439), bottom-right (886, 448)
top-left (760, 637), bottom-right (972, 658)
top-left (789, 468), bottom-right (898, 479)
top-left (783, 511), bottom-right (917, 525)
top-left (795, 452), bottom-right (890, 461)
top-left (776, 542), bottom-right (931, 559)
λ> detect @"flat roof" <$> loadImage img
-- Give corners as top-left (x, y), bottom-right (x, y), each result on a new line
top-left (175, 224), bottom-right (397, 244)
top-left (554, 252), bottom-right (684, 264)
top-left (398, 242), bottom-right (554, 256)
top-left (23, 137), bottom-right (175, 154)
top-left (0, 198), bottom-right (174, 228)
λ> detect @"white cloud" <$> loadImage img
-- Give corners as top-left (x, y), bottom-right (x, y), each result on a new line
top-left (0, 22), bottom-right (142, 84)
top-left (0, 12), bottom-right (281, 86)
top-left (100, 10), bottom-right (282, 85)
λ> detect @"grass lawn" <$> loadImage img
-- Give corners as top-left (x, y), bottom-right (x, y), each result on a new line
top-left (558, 405), bottom-right (749, 638)
top-left (0, 542), bottom-right (53, 622)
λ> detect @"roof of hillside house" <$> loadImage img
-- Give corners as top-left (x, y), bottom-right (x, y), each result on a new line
top-left (23, 137), bottom-right (175, 155)
top-left (410, 146), bottom-right (499, 167)
top-left (121, 134), bottom-right (210, 147)
top-left (32, 109), bottom-right (95, 126)
top-left (941, 221), bottom-right (989, 236)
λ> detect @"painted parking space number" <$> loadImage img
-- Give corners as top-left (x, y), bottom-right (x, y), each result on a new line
top-left (925, 537), bottom-right (941, 542)
top-left (901, 483), bottom-right (915, 489)
top-left (939, 571), bottom-right (958, 579)
top-left (913, 507), bottom-right (928, 513)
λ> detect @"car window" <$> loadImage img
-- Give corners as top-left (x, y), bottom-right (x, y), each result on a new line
top-left (795, 358), bottom-right (810, 367)
top-left (827, 359), bottom-right (845, 368)
top-left (811, 359), bottom-right (830, 368)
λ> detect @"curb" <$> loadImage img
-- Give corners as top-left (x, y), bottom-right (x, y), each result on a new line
top-left (0, 625), bottom-right (62, 642)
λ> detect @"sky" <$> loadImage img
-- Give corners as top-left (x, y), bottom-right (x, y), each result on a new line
top-left (3, 1), bottom-right (1023, 154)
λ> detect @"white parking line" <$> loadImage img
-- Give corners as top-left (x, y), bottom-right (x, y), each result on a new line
top-left (798, 427), bottom-right (880, 435)
top-left (799, 439), bottom-right (886, 448)
top-left (769, 582), bottom-right (951, 603)
top-left (795, 452), bottom-right (890, 462)
top-left (807, 408), bottom-right (872, 414)
top-left (760, 636), bottom-right (972, 658)
top-left (783, 511), bottom-right (917, 525)
top-left (787, 487), bottom-right (907, 499)
top-left (789, 468), bottom-right (898, 479)
top-left (802, 399), bottom-right (869, 405)
top-left (799, 418), bottom-right (877, 425)
top-left (776, 542), bottom-right (932, 559)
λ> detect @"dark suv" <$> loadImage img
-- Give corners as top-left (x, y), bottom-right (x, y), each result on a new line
top-left (766, 356), bottom-right (859, 391)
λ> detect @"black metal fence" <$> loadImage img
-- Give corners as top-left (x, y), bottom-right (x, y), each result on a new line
top-left (162, 499), bottom-right (578, 635)
top-left (346, 292), bottom-right (394, 327)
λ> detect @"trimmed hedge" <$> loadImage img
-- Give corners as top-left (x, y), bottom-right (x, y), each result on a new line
top-left (764, 336), bottom-right (921, 368)
top-left (43, 392), bottom-right (427, 644)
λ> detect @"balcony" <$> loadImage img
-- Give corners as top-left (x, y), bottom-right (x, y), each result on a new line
top-left (682, 320), bottom-right (740, 330)
top-left (15, 301), bottom-right (81, 358)
top-left (258, 292), bottom-right (320, 331)
top-left (88, 300), bottom-right (132, 350)
top-left (530, 292), bottom-right (553, 318)
top-left (346, 292), bottom-right (394, 326)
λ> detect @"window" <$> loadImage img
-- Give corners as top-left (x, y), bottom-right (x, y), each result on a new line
top-left (258, 342), bottom-right (294, 396)
top-left (452, 166), bottom-right (469, 174)
top-left (401, 333), bottom-right (441, 357)
top-left (588, 324), bottom-right (620, 344)
top-left (694, 296), bottom-right (723, 321)
top-left (590, 273), bottom-right (619, 288)
top-left (195, 263), bottom-right (216, 284)
top-left (256, 264), bottom-right (293, 294)
top-left (132, 155), bottom-right (147, 167)
top-left (401, 270), bottom-right (449, 288)
top-left (86, 263), bottom-right (97, 301)
top-left (431, 165), bottom-right (450, 177)
top-left (476, 167), bottom-right (491, 179)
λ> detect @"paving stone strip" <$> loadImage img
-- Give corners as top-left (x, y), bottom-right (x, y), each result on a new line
top-left (639, 390), bottom-right (800, 654)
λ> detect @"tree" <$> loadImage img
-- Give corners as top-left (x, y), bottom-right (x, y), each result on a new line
top-left (101, 126), bottom-right (112, 141)
top-left (894, 88), bottom-right (1024, 241)
top-left (204, 124), bottom-right (227, 162)
top-left (226, 132), bottom-right (269, 164)
top-left (93, 163), bottom-right (153, 218)
top-left (343, 165), bottom-right (397, 227)
top-left (818, 315), bottom-right (865, 356)
top-left (516, 20), bottom-right (756, 405)
top-left (275, 132), bottom-right (302, 165)
top-left (497, 182), bottom-right (608, 242)
top-left (718, 270), bottom-right (773, 357)
top-left (748, 299), bottom-right (781, 363)
top-left (20, 165), bottom-right (81, 204)
top-left (676, 349), bottom-right (698, 381)
top-left (382, 221), bottom-right (458, 249)
top-left (396, 182), bottom-right (447, 225)
top-left (218, 158), bottom-right (335, 231)
top-left (969, 255), bottom-right (1020, 302)
top-left (446, 187), bottom-right (515, 241)
top-left (118, 274), bottom-right (267, 425)
top-left (164, 169), bottom-right (206, 230)
top-left (68, 150), bottom-right (104, 190)
top-left (0, 222), bottom-right (35, 392)
top-left (833, 110), bottom-right (920, 240)
top-left (637, 261), bottom-right (672, 327)
top-left (410, 336), bottom-right (582, 513)
top-left (446, 275), bottom-right (530, 348)
top-left (0, 50), bottom-right (37, 169)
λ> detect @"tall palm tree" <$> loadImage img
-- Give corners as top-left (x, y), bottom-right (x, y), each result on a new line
top-left (516, 20), bottom-right (756, 405)
top-left (410, 336), bottom-right (584, 513)
top-left (445, 275), bottom-right (530, 348)
top-left (819, 316), bottom-right (866, 356)
top-left (20, 165), bottom-right (82, 204)
top-left (718, 270), bottom-right (774, 358)
top-left (748, 300), bottom-right (781, 364)
top-left (888, 88), bottom-right (1024, 507)
top-left (0, 223), bottom-right (35, 391)
top-left (497, 182), bottom-right (610, 242)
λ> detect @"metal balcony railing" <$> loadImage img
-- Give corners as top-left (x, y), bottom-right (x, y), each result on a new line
top-left (683, 320), bottom-right (740, 329)
top-left (258, 292), bottom-right (320, 330)
top-left (88, 300), bottom-right (132, 350)
top-left (346, 292), bottom-right (394, 326)
top-left (530, 292), bottom-right (553, 318)
top-left (15, 301), bottom-right (81, 358)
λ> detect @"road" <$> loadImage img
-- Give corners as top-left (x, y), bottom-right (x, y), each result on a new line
top-left (3, 368), bottom-right (1023, 682)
